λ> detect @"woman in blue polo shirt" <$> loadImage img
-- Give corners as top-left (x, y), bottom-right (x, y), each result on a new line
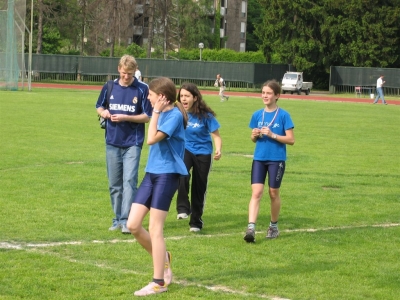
top-left (244, 80), bottom-right (295, 243)
top-left (176, 82), bottom-right (222, 232)
top-left (127, 77), bottom-right (188, 296)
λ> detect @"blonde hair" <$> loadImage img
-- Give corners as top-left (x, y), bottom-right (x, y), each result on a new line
top-left (118, 55), bottom-right (137, 72)
top-left (149, 77), bottom-right (188, 129)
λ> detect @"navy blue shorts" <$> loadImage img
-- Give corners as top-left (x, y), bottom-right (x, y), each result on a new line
top-left (133, 173), bottom-right (180, 211)
top-left (251, 160), bottom-right (286, 188)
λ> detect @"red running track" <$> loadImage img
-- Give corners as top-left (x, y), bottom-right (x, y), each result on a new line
top-left (30, 83), bottom-right (400, 105)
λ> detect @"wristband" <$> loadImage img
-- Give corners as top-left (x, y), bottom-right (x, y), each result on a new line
top-left (153, 110), bottom-right (161, 114)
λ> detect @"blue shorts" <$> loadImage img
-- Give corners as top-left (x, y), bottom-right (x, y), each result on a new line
top-left (133, 173), bottom-right (180, 211)
top-left (251, 160), bottom-right (286, 188)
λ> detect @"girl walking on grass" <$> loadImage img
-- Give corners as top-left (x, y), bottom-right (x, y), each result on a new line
top-left (175, 82), bottom-right (222, 232)
top-left (127, 77), bottom-right (188, 296)
top-left (244, 80), bottom-right (295, 243)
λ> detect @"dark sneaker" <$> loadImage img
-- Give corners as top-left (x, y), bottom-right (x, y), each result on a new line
top-left (266, 226), bottom-right (279, 239)
top-left (243, 228), bottom-right (255, 243)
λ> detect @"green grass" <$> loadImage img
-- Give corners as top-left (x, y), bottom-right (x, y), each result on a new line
top-left (1, 88), bottom-right (399, 299)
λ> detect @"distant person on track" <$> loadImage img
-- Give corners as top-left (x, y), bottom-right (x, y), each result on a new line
top-left (214, 74), bottom-right (229, 102)
top-left (175, 82), bottom-right (222, 232)
top-left (373, 75), bottom-right (387, 105)
top-left (95, 55), bottom-right (152, 234)
top-left (244, 80), bottom-right (295, 243)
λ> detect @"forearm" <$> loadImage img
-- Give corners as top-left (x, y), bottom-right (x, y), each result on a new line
top-left (273, 134), bottom-right (295, 145)
top-left (125, 114), bottom-right (150, 123)
top-left (213, 135), bottom-right (222, 153)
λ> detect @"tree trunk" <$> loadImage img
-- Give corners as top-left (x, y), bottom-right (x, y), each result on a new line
top-left (110, 0), bottom-right (117, 57)
top-left (147, 0), bottom-right (155, 58)
top-left (36, 0), bottom-right (43, 54)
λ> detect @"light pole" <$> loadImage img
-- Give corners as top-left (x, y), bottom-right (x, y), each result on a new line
top-left (198, 43), bottom-right (204, 61)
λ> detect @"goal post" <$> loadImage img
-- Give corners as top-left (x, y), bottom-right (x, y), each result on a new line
top-left (0, 0), bottom-right (27, 91)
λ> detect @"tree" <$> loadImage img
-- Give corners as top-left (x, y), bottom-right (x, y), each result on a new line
top-left (254, 0), bottom-right (400, 88)
top-left (246, 0), bottom-right (263, 51)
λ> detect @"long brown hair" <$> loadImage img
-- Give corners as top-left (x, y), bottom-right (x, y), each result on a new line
top-left (177, 82), bottom-right (216, 120)
top-left (149, 77), bottom-right (188, 129)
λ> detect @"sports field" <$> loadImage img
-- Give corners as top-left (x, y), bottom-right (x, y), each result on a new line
top-left (1, 86), bottom-right (399, 299)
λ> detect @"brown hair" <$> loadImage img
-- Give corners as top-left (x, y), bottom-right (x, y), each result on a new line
top-left (177, 82), bottom-right (216, 119)
top-left (262, 80), bottom-right (281, 101)
top-left (149, 77), bottom-right (188, 129)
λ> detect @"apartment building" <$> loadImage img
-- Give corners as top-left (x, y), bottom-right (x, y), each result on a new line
top-left (130, 0), bottom-right (247, 52)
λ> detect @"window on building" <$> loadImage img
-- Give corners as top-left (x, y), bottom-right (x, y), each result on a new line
top-left (241, 1), bottom-right (246, 17)
top-left (240, 22), bottom-right (246, 39)
top-left (240, 42), bottom-right (246, 52)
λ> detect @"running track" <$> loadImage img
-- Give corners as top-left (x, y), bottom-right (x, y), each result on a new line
top-left (31, 83), bottom-right (400, 105)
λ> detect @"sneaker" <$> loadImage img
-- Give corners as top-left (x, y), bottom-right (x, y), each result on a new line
top-left (133, 282), bottom-right (167, 296)
top-left (266, 226), bottom-right (279, 239)
top-left (121, 224), bottom-right (131, 234)
top-left (189, 227), bottom-right (201, 232)
top-left (108, 224), bottom-right (121, 231)
top-left (177, 213), bottom-right (189, 219)
top-left (164, 251), bottom-right (172, 286)
top-left (243, 228), bottom-right (255, 243)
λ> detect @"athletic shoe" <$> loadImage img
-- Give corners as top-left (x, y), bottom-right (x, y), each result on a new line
top-left (121, 225), bottom-right (131, 234)
top-left (164, 251), bottom-right (172, 286)
top-left (177, 213), bottom-right (188, 219)
top-left (243, 228), bottom-right (255, 243)
top-left (189, 227), bottom-right (201, 232)
top-left (109, 224), bottom-right (121, 231)
top-left (133, 282), bottom-right (167, 296)
top-left (266, 226), bottom-right (279, 239)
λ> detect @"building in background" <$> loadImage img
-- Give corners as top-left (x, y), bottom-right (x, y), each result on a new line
top-left (130, 0), bottom-right (247, 53)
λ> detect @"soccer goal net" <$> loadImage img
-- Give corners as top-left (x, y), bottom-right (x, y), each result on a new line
top-left (0, 0), bottom-right (26, 91)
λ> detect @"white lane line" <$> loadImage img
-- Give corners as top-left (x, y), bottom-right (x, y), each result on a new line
top-left (1, 223), bottom-right (399, 249)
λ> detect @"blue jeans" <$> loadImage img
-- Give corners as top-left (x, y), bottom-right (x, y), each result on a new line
top-left (106, 144), bottom-right (142, 226)
top-left (374, 87), bottom-right (386, 104)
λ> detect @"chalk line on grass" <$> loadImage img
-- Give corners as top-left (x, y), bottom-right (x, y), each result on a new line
top-left (1, 223), bottom-right (399, 300)
top-left (1, 223), bottom-right (399, 249)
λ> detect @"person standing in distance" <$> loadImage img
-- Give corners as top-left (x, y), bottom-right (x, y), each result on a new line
top-left (244, 80), bottom-right (295, 243)
top-left (127, 77), bottom-right (188, 296)
top-left (135, 66), bottom-right (142, 81)
top-left (215, 74), bottom-right (229, 102)
top-left (95, 55), bottom-right (152, 234)
top-left (373, 75), bottom-right (387, 105)
top-left (175, 83), bottom-right (222, 232)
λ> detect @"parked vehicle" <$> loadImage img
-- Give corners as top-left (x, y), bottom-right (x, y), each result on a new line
top-left (281, 72), bottom-right (313, 95)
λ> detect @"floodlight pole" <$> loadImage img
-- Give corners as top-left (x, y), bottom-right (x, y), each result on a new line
top-left (28, 0), bottom-right (33, 91)
top-left (198, 43), bottom-right (204, 61)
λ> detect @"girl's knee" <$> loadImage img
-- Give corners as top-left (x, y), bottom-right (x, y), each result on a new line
top-left (127, 220), bottom-right (140, 235)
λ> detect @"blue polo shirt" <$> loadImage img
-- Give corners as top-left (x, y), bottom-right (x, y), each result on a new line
top-left (95, 78), bottom-right (152, 148)
top-left (249, 108), bottom-right (294, 161)
top-left (145, 108), bottom-right (187, 176)
top-left (185, 113), bottom-right (220, 155)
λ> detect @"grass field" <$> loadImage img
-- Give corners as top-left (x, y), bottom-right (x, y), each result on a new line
top-left (1, 88), bottom-right (399, 300)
